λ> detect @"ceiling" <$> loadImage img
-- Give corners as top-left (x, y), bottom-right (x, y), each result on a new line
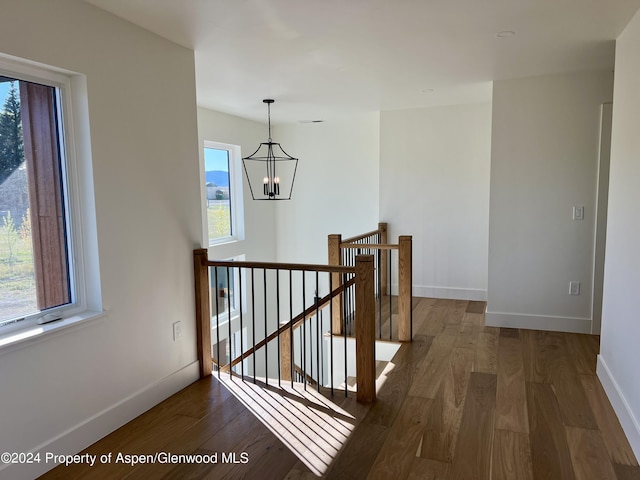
top-left (83, 0), bottom-right (640, 123)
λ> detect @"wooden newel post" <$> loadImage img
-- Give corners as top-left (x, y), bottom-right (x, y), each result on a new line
top-left (379, 222), bottom-right (388, 296)
top-left (328, 234), bottom-right (343, 335)
top-left (398, 236), bottom-right (413, 342)
top-left (355, 255), bottom-right (376, 403)
top-left (194, 249), bottom-right (212, 378)
top-left (280, 324), bottom-right (292, 381)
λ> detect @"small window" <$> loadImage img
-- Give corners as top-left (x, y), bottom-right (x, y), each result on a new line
top-left (209, 256), bottom-right (245, 325)
top-left (211, 266), bottom-right (237, 318)
top-left (203, 141), bottom-right (244, 245)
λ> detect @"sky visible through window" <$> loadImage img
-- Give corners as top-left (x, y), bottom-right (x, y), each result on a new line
top-left (0, 82), bottom-right (10, 106)
top-left (204, 147), bottom-right (229, 175)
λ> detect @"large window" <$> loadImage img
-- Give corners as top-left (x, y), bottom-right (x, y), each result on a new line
top-left (0, 56), bottom-right (99, 345)
top-left (204, 141), bottom-right (243, 245)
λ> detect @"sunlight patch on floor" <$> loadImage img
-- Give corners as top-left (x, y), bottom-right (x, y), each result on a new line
top-left (215, 341), bottom-right (401, 476)
top-left (217, 374), bottom-right (359, 476)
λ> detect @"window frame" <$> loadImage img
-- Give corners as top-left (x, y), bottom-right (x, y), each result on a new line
top-left (0, 54), bottom-right (102, 351)
top-left (212, 326), bottom-right (247, 372)
top-left (202, 140), bottom-right (244, 246)
top-left (210, 256), bottom-right (244, 327)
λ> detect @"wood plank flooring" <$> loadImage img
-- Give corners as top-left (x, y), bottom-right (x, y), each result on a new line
top-left (39, 298), bottom-right (639, 479)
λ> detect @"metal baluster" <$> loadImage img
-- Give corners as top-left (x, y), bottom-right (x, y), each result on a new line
top-left (352, 249), bottom-right (356, 333)
top-left (251, 268), bottom-right (256, 384)
top-left (276, 269), bottom-right (281, 387)
top-left (309, 286), bottom-right (314, 387)
top-left (320, 280), bottom-right (324, 391)
top-left (227, 266), bottom-right (232, 381)
top-left (289, 270), bottom-right (294, 389)
top-left (302, 272), bottom-right (307, 391)
top-left (377, 235), bottom-right (382, 339)
top-left (350, 270), bottom-right (354, 334)
top-left (315, 272), bottom-right (320, 392)
top-left (343, 274), bottom-right (348, 398)
top-left (329, 272), bottom-right (334, 396)
top-left (389, 250), bottom-right (393, 340)
top-left (239, 267), bottom-right (244, 381)
top-left (263, 268), bottom-right (268, 386)
top-left (344, 270), bottom-right (349, 334)
top-left (214, 267), bottom-right (220, 378)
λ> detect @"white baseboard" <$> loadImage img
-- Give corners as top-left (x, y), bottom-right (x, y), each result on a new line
top-left (596, 355), bottom-right (640, 460)
top-left (401, 285), bottom-right (487, 301)
top-left (485, 311), bottom-right (592, 333)
top-left (2, 361), bottom-right (200, 480)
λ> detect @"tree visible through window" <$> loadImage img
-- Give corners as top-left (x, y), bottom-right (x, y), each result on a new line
top-left (0, 75), bottom-right (71, 325)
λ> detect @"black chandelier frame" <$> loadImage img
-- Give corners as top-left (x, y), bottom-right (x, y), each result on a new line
top-left (242, 99), bottom-right (299, 201)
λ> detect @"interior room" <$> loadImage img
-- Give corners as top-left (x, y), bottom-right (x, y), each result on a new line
top-left (1, 0), bottom-right (640, 478)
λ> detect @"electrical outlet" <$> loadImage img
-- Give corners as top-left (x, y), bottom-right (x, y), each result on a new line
top-left (569, 281), bottom-right (581, 296)
top-left (173, 321), bottom-right (182, 341)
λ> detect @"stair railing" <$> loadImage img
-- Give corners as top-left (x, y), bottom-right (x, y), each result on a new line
top-left (328, 222), bottom-right (412, 342)
top-left (193, 249), bottom-right (377, 403)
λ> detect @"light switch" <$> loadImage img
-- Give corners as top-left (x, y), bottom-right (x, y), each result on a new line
top-left (569, 281), bottom-right (581, 296)
top-left (573, 206), bottom-right (584, 221)
top-left (173, 321), bottom-right (182, 341)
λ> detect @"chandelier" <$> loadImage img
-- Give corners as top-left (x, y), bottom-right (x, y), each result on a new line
top-left (242, 99), bottom-right (298, 200)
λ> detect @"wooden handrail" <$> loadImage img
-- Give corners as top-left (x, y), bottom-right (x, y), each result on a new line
top-left (220, 277), bottom-right (356, 373)
top-left (202, 258), bottom-right (355, 275)
top-left (340, 243), bottom-right (398, 250)
top-left (341, 228), bottom-right (384, 244)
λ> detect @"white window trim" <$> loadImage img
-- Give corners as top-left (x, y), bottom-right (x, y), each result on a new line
top-left (210, 254), bottom-right (246, 331)
top-left (202, 140), bottom-right (245, 246)
top-left (0, 54), bottom-right (103, 354)
top-left (212, 326), bottom-right (248, 370)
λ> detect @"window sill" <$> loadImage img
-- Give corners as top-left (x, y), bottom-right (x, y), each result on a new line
top-left (210, 311), bottom-right (243, 328)
top-left (0, 309), bottom-right (107, 356)
top-left (208, 237), bottom-right (241, 248)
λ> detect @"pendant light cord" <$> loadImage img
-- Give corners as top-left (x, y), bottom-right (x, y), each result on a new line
top-left (267, 101), bottom-right (272, 142)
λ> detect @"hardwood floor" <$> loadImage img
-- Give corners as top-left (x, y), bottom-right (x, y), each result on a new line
top-left (39, 298), bottom-right (640, 479)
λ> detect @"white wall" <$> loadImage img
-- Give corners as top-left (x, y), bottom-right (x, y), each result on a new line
top-left (274, 113), bottom-right (380, 264)
top-left (379, 103), bottom-right (492, 300)
top-left (598, 8), bottom-right (640, 458)
top-left (197, 107), bottom-right (277, 261)
top-left (487, 70), bottom-right (614, 333)
top-left (0, 1), bottom-right (201, 478)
